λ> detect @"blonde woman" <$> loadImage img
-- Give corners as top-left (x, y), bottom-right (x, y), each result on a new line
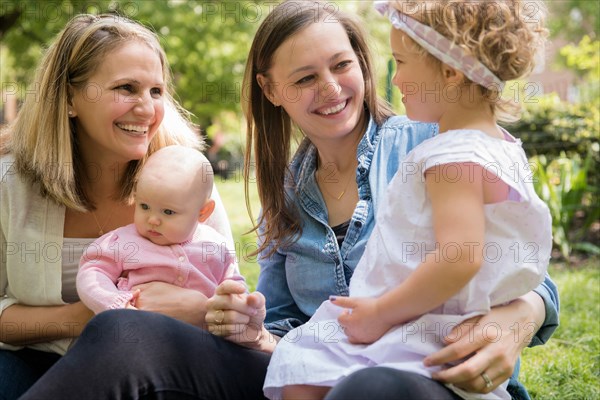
top-left (0, 14), bottom-right (234, 399)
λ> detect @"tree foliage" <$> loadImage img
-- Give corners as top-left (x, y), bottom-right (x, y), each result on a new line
top-left (1, 0), bottom-right (264, 127)
top-left (560, 35), bottom-right (600, 79)
top-left (547, 0), bottom-right (599, 41)
top-left (2, 0), bottom-right (598, 128)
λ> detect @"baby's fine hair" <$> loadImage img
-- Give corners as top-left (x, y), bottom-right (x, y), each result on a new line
top-left (391, 0), bottom-right (548, 122)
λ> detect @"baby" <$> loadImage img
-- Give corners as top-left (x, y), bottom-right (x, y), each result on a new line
top-left (77, 145), bottom-right (244, 313)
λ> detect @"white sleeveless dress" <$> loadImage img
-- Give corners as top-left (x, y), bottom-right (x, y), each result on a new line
top-left (264, 129), bottom-right (552, 400)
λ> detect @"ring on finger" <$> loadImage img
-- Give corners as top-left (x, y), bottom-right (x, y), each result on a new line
top-left (481, 372), bottom-right (493, 389)
top-left (214, 309), bottom-right (225, 325)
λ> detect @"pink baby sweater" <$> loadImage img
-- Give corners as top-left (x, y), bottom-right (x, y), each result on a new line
top-left (77, 223), bottom-right (244, 314)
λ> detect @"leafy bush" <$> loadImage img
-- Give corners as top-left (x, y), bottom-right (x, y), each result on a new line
top-left (504, 95), bottom-right (599, 164)
top-left (558, 35), bottom-right (600, 102)
top-left (503, 93), bottom-right (599, 259)
top-left (531, 151), bottom-right (599, 260)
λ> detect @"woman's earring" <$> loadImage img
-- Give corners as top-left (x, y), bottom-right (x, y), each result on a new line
top-left (68, 110), bottom-right (73, 116)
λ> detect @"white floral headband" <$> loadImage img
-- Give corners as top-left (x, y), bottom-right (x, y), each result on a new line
top-left (374, 1), bottom-right (505, 91)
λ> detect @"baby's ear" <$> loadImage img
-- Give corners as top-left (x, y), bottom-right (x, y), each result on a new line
top-left (198, 199), bottom-right (215, 222)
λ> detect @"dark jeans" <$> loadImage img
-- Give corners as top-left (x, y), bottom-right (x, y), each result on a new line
top-left (0, 348), bottom-right (60, 400)
top-left (20, 310), bottom-right (475, 400)
top-left (20, 310), bottom-right (270, 400)
top-left (325, 367), bottom-right (461, 400)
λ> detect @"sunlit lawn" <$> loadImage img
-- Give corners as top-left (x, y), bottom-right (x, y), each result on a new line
top-left (215, 175), bottom-right (261, 289)
top-left (215, 177), bottom-right (600, 399)
top-left (520, 263), bottom-right (599, 399)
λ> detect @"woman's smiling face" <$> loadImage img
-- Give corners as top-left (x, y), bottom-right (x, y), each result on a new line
top-left (260, 20), bottom-right (366, 142)
top-left (70, 41), bottom-right (166, 164)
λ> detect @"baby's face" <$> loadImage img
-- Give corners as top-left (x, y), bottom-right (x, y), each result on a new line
top-left (134, 172), bottom-right (205, 246)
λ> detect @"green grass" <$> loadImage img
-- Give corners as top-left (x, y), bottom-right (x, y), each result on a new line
top-left (215, 176), bottom-right (261, 289)
top-left (520, 262), bottom-right (600, 399)
top-left (215, 177), bottom-right (600, 399)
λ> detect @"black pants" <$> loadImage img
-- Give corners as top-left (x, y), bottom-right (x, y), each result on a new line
top-left (21, 310), bottom-right (460, 400)
top-left (20, 310), bottom-right (269, 400)
top-left (0, 348), bottom-right (60, 400)
top-left (326, 368), bottom-right (461, 400)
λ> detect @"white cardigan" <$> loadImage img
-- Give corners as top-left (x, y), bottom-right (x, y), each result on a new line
top-left (0, 153), bottom-right (234, 355)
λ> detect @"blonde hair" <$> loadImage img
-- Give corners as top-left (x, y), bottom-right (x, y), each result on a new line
top-left (391, 0), bottom-right (548, 122)
top-left (0, 14), bottom-right (201, 211)
top-left (243, 0), bottom-right (394, 258)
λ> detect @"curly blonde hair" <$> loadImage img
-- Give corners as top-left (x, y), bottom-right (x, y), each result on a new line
top-left (391, 0), bottom-right (548, 122)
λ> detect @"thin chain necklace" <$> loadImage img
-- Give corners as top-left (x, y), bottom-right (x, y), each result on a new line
top-left (91, 209), bottom-right (113, 236)
top-left (316, 168), bottom-right (355, 200)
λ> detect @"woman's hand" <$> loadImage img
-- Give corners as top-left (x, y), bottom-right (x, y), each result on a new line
top-left (424, 292), bottom-right (545, 393)
top-left (132, 282), bottom-right (207, 326)
top-left (206, 280), bottom-right (277, 352)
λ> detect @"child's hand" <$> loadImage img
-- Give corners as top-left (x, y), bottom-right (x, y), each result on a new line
top-left (126, 289), bottom-right (140, 310)
top-left (331, 296), bottom-right (391, 344)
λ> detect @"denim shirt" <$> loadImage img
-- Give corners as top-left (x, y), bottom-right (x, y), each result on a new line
top-left (256, 115), bottom-right (559, 397)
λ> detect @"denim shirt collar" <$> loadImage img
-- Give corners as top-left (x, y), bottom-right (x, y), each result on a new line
top-left (288, 115), bottom-right (379, 208)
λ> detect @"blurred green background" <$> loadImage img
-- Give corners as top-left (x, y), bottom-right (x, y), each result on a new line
top-left (2, 1), bottom-right (598, 398)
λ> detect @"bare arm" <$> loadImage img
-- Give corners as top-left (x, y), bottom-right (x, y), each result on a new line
top-left (0, 302), bottom-right (93, 346)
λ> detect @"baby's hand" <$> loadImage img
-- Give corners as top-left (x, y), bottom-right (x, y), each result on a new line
top-left (331, 296), bottom-right (391, 344)
top-left (126, 289), bottom-right (141, 310)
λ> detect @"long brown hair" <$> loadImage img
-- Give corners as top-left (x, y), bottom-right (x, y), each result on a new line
top-left (243, 1), bottom-right (394, 258)
top-left (0, 14), bottom-right (200, 211)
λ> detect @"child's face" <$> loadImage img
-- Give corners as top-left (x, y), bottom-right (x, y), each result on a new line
top-left (133, 169), bottom-right (205, 246)
top-left (390, 30), bottom-right (445, 123)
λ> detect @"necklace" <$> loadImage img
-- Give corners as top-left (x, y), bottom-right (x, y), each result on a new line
top-left (316, 168), bottom-right (355, 200)
top-left (91, 209), bottom-right (113, 236)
